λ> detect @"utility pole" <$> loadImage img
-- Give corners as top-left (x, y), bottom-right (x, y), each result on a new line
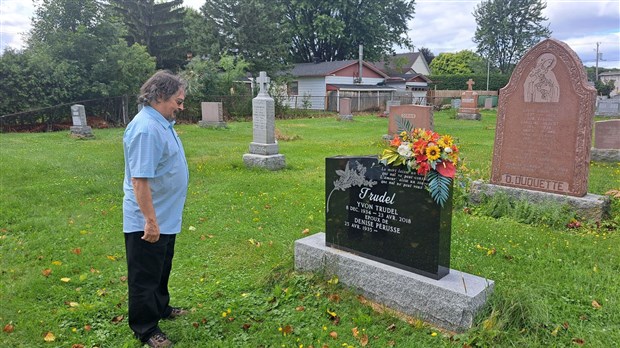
top-left (595, 42), bottom-right (600, 81)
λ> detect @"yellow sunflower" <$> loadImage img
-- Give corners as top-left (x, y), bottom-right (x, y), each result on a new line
top-left (425, 145), bottom-right (441, 161)
top-left (438, 135), bottom-right (454, 148)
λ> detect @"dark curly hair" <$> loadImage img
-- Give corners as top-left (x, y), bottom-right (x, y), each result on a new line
top-left (138, 70), bottom-right (188, 106)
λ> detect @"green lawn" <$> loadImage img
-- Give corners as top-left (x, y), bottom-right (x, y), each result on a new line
top-left (1, 111), bottom-right (618, 347)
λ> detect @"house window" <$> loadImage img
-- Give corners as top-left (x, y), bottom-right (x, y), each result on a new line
top-left (288, 81), bottom-right (299, 96)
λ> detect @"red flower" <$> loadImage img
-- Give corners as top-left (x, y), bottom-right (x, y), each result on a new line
top-left (413, 139), bottom-right (427, 155)
top-left (436, 161), bottom-right (456, 178)
top-left (417, 161), bottom-right (430, 175)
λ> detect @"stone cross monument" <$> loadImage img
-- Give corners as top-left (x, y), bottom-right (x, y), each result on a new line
top-left (242, 71), bottom-right (286, 170)
top-left (457, 79), bottom-right (481, 120)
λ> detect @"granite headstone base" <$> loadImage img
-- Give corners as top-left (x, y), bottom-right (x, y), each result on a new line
top-left (456, 112), bottom-right (481, 120)
top-left (470, 180), bottom-right (611, 221)
top-left (294, 233), bottom-right (494, 333)
top-left (338, 114), bottom-right (353, 121)
top-left (590, 148), bottom-right (620, 162)
top-left (243, 153), bottom-right (286, 170)
top-left (70, 126), bottom-right (94, 139)
top-left (198, 120), bottom-right (228, 129)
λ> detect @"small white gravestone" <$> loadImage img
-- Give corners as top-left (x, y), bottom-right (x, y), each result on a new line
top-left (199, 102), bottom-right (227, 128)
top-left (70, 104), bottom-right (94, 138)
top-left (242, 71), bottom-right (286, 170)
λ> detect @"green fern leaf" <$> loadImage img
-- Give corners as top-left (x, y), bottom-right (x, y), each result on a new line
top-left (427, 171), bottom-right (451, 207)
top-left (396, 116), bottom-right (414, 133)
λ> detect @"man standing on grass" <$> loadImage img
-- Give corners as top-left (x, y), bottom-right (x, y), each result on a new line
top-left (123, 70), bottom-right (189, 348)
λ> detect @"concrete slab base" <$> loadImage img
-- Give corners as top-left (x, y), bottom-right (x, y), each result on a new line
top-left (470, 180), bottom-right (611, 221)
top-left (294, 233), bottom-right (494, 333)
top-left (590, 148), bottom-right (620, 162)
top-left (456, 113), bottom-right (481, 120)
top-left (242, 153), bottom-right (285, 170)
top-left (198, 120), bottom-right (228, 129)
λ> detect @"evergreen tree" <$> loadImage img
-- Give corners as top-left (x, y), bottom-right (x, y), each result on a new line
top-left (110, 0), bottom-right (187, 70)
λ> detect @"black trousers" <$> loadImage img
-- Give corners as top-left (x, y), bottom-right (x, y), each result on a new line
top-left (124, 232), bottom-right (176, 342)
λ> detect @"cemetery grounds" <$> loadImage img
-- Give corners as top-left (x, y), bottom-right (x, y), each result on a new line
top-left (0, 110), bottom-right (618, 347)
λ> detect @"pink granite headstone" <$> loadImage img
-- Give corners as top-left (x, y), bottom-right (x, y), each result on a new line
top-left (490, 38), bottom-right (596, 197)
top-left (594, 119), bottom-right (620, 149)
top-left (387, 104), bottom-right (434, 135)
top-left (339, 98), bottom-right (352, 116)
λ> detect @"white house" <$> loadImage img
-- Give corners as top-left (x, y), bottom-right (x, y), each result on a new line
top-left (282, 60), bottom-right (394, 111)
top-left (599, 71), bottom-right (620, 97)
top-left (370, 52), bottom-right (432, 76)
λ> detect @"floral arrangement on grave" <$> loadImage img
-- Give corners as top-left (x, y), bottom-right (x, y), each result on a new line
top-left (379, 118), bottom-right (461, 207)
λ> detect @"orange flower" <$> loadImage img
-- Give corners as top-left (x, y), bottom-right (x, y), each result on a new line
top-left (390, 135), bottom-right (402, 147)
top-left (413, 139), bottom-right (427, 155)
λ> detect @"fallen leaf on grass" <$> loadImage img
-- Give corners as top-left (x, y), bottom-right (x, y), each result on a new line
top-left (572, 338), bottom-right (585, 345)
top-left (42, 269), bottom-right (52, 277)
top-left (71, 344), bottom-right (85, 348)
top-left (591, 300), bottom-right (602, 309)
top-left (71, 248), bottom-right (81, 255)
top-left (111, 315), bottom-right (124, 324)
top-left (352, 327), bottom-right (359, 337)
top-left (329, 331), bottom-right (338, 339)
top-left (328, 293), bottom-right (341, 302)
top-left (52, 261), bottom-right (62, 266)
top-left (302, 228), bottom-right (310, 234)
top-left (386, 323), bottom-right (396, 331)
top-left (43, 332), bottom-right (55, 342)
top-left (192, 322), bottom-right (199, 328)
top-left (84, 325), bottom-right (91, 331)
top-left (360, 334), bottom-right (369, 346)
top-left (60, 277), bottom-right (71, 283)
top-left (107, 255), bottom-right (117, 261)
top-left (282, 325), bottom-right (293, 335)
top-left (604, 189), bottom-right (620, 198)
top-left (3, 324), bottom-right (14, 333)
top-left (242, 323), bottom-right (251, 331)
top-left (295, 306), bottom-right (305, 311)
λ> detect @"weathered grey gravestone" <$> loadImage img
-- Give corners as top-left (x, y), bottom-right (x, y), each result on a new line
top-left (338, 98), bottom-right (353, 121)
top-left (471, 38), bottom-right (609, 221)
top-left (70, 104), bottom-right (94, 138)
top-left (591, 119), bottom-right (620, 162)
top-left (295, 156), bottom-right (494, 332)
top-left (383, 100), bottom-right (401, 116)
top-left (457, 79), bottom-right (481, 120)
top-left (596, 98), bottom-right (620, 117)
top-left (242, 71), bottom-right (286, 170)
top-left (199, 102), bottom-right (227, 128)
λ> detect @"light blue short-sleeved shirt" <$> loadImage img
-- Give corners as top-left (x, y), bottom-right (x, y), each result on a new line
top-left (123, 106), bottom-right (189, 234)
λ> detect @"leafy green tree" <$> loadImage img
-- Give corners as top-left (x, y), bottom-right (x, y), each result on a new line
top-left (473, 0), bottom-right (551, 74)
top-left (110, 0), bottom-right (187, 69)
top-left (429, 50), bottom-right (485, 75)
top-left (1, 0), bottom-right (156, 115)
top-left (595, 79), bottom-right (615, 97)
top-left (280, 0), bottom-right (415, 62)
top-left (180, 55), bottom-right (251, 119)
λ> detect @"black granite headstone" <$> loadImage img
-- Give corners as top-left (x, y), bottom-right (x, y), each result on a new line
top-left (325, 156), bottom-right (452, 279)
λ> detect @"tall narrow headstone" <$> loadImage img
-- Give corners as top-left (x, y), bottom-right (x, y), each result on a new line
top-left (69, 104), bottom-right (94, 138)
top-left (383, 100), bottom-right (401, 117)
top-left (338, 98), bottom-right (353, 121)
top-left (242, 71), bottom-right (286, 170)
top-left (457, 79), bottom-right (481, 120)
top-left (471, 38), bottom-right (609, 221)
top-left (199, 102), bottom-right (227, 128)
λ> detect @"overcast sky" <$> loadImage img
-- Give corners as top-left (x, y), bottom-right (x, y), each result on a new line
top-left (1, 0), bottom-right (618, 68)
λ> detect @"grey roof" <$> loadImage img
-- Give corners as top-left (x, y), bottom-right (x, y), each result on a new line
top-left (327, 84), bottom-right (396, 91)
top-left (287, 60), bottom-right (388, 78)
top-left (289, 60), bottom-right (358, 76)
top-left (370, 52), bottom-right (424, 75)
